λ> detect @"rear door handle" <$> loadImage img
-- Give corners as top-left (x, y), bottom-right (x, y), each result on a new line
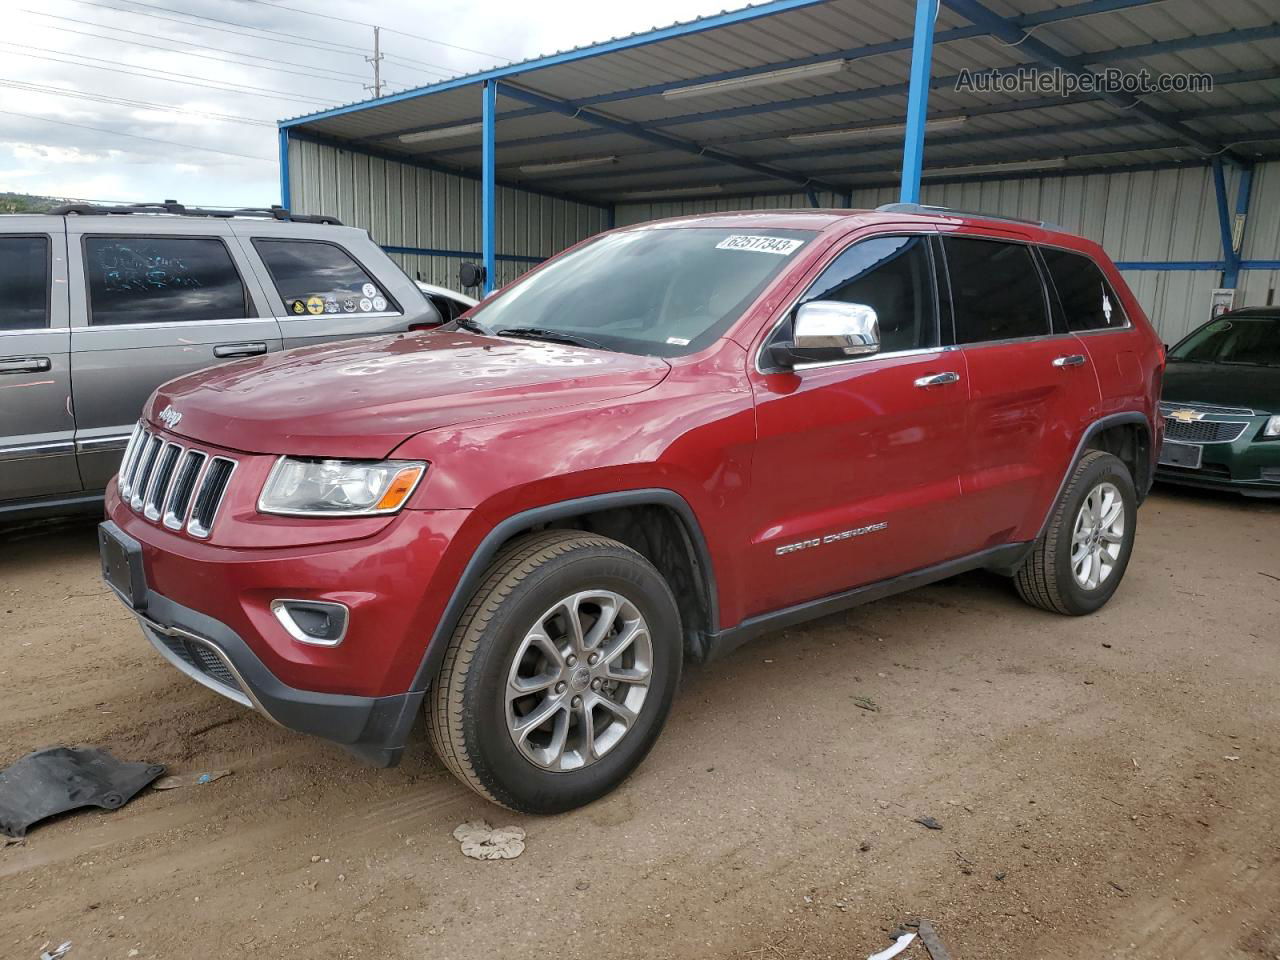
top-left (0, 356), bottom-right (52, 374)
top-left (214, 342), bottom-right (268, 358)
top-left (1053, 354), bottom-right (1087, 367)
top-left (914, 371), bottom-right (961, 388)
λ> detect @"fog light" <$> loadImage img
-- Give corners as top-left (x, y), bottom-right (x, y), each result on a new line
top-left (270, 599), bottom-right (349, 647)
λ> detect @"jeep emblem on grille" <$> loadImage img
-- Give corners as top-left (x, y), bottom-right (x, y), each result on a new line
top-left (158, 404), bottom-right (183, 429)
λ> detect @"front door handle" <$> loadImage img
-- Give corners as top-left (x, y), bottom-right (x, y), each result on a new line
top-left (1053, 354), bottom-right (1087, 367)
top-left (0, 356), bottom-right (52, 374)
top-left (914, 371), bottom-right (961, 388)
top-left (214, 342), bottom-right (268, 359)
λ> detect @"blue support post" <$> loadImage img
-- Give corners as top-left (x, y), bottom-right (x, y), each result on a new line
top-left (278, 128), bottom-right (291, 210)
top-left (481, 80), bottom-right (497, 295)
top-left (899, 0), bottom-right (939, 204)
top-left (1224, 163), bottom-right (1254, 289)
top-left (805, 187), bottom-right (820, 208)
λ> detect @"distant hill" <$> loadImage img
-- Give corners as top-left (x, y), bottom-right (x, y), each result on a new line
top-left (0, 192), bottom-right (60, 213)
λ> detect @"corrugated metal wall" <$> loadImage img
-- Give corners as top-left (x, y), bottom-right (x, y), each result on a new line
top-left (617, 163), bottom-right (1280, 343)
top-left (287, 137), bottom-right (610, 289)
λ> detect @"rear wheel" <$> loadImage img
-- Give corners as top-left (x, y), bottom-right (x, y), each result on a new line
top-left (1014, 450), bottom-right (1137, 616)
top-left (427, 530), bottom-right (682, 813)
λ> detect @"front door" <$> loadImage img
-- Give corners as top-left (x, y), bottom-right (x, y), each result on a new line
top-left (0, 223), bottom-right (80, 505)
top-left (68, 222), bottom-right (282, 490)
top-left (744, 233), bottom-right (971, 618)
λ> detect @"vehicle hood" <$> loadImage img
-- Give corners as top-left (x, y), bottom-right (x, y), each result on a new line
top-left (1162, 360), bottom-right (1280, 414)
top-left (146, 331), bottom-right (671, 458)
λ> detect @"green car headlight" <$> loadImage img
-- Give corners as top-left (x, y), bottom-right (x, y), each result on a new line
top-left (1264, 415), bottom-right (1280, 439)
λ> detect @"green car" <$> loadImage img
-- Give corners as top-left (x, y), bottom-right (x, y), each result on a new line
top-left (1157, 308), bottom-right (1280, 497)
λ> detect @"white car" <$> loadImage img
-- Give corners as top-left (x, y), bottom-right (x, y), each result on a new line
top-left (414, 281), bottom-right (477, 323)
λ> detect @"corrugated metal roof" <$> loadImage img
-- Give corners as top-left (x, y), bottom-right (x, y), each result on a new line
top-left (281, 0), bottom-right (1280, 201)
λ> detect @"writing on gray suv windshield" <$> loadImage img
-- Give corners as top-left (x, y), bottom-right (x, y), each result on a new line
top-left (466, 227), bottom-right (814, 356)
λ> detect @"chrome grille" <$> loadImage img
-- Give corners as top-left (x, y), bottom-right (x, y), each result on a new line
top-left (1160, 401), bottom-right (1256, 417)
top-left (115, 421), bottom-right (237, 538)
top-left (1163, 418), bottom-right (1248, 444)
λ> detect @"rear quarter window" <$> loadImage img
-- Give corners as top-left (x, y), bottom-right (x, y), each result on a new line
top-left (1040, 247), bottom-right (1129, 332)
top-left (252, 239), bottom-right (399, 318)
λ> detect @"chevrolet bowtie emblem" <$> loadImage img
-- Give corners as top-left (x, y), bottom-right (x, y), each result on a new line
top-left (1168, 408), bottom-right (1204, 423)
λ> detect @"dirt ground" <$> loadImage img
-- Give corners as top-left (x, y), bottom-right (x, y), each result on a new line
top-left (1, 485), bottom-right (1278, 960)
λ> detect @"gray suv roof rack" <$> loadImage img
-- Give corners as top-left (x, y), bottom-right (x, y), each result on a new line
top-left (46, 199), bottom-right (342, 225)
top-left (876, 202), bottom-right (1061, 232)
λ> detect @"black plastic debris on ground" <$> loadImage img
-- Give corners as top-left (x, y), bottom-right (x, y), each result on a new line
top-left (0, 747), bottom-right (164, 837)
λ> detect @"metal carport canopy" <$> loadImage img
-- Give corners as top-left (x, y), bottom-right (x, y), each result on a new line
top-left (278, 0), bottom-right (1280, 290)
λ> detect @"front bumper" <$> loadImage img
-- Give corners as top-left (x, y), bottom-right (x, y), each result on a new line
top-left (1155, 418), bottom-right (1280, 498)
top-left (99, 516), bottom-right (451, 767)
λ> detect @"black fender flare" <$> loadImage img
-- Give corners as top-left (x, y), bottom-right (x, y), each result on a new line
top-left (1036, 412), bottom-right (1153, 541)
top-left (408, 488), bottom-right (719, 694)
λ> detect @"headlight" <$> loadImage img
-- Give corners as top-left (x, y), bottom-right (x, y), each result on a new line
top-left (259, 458), bottom-right (426, 516)
top-left (1265, 415), bottom-right (1280, 438)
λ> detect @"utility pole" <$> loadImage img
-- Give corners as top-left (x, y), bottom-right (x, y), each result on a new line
top-left (364, 25), bottom-right (383, 98)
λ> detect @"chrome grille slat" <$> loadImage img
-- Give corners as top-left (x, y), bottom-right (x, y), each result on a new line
top-left (129, 436), bottom-right (163, 511)
top-left (120, 422), bottom-right (238, 539)
top-left (188, 457), bottom-right (236, 539)
top-left (116, 423), bottom-right (144, 498)
top-left (143, 443), bottom-right (183, 521)
top-left (163, 450), bottom-right (207, 530)
top-left (1160, 401), bottom-right (1256, 417)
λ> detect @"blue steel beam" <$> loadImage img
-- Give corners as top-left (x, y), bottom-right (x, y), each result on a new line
top-left (1211, 158), bottom-right (1235, 275)
top-left (900, 0), bottom-right (939, 204)
top-left (941, 0), bottom-right (1234, 158)
top-left (1087, 23), bottom-right (1280, 65)
top-left (481, 80), bottom-right (497, 296)
top-left (367, 0), bottom-right (1169, 144)
top-left (278, 128), bottom-right (291, 210)
top-left (1224, 163), bottom-right (1255, 289)
top-left (497, 83), bottom-right (846, 195)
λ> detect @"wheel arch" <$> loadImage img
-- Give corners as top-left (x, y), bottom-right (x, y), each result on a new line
top-left (410, 489), bottom-right (719, 694)
top-left (1036, 412), bottom-right (1152, 542)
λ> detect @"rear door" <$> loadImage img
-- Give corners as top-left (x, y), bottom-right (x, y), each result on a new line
top-left (940, 235), bottom-right (1100, 551)
top-left (234, 228), bottom-right (436, 348)
top-left (0, 220), bottom-right (81, 504)
top-left (68, 219), bottom-right (283, 490)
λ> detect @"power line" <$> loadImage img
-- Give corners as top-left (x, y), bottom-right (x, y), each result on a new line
top-left (0, 78), bottom-right (276, 126)
top-left (76, 0), bottom-right (462, 76)
top-left (230, 0), bottom-right (512, 61)
top-left (0, 109), bottom-right (275, 162)
top-left (27, 10), bottom-right (377, 83)
top-left (0, 41), bottom-right (332, 103)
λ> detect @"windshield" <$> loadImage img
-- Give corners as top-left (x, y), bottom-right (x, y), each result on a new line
top-left (1169, 314), bottom-right (1280, 366)
top-left (467, 227), bottom-right (814, 356)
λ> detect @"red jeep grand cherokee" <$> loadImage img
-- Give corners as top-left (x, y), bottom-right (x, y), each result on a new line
top-left (100, 205), bottom-right (1164, 813)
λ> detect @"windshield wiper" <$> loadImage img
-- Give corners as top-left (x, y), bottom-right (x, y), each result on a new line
top-left (451, 315), bottom-right (495, 336)
top-left (496, 326), bottom-right (606, 350)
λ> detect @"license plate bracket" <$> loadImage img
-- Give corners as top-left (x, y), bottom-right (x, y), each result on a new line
top-left (99, 522), bottom-right (146, 609)
top-left (1158, 439), bottom-right (1203, 470)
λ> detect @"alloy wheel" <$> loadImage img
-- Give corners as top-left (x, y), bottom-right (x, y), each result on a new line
top-left (1070, 480), bottom-right (1125, 590)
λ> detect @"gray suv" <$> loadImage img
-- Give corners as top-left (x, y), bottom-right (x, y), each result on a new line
top-left (0, 201), bottom-right (467, 522)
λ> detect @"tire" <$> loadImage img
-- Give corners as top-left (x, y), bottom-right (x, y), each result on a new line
top-left (1014, 450), bottom-right (1137, 616)
top-left (427, 530), bottom-right (682, 814)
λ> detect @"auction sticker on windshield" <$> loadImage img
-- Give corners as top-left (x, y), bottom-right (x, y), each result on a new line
top-left (715, 235), bottom-right (804, 255)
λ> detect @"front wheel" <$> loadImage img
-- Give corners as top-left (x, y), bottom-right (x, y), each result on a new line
top-left (1014, 450), bottom-right (1137, 616)
top-left (427, 530), bottom-right (682, 813)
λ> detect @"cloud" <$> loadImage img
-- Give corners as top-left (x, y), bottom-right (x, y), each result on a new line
top-left (0, 0), bottom-right (745, 207)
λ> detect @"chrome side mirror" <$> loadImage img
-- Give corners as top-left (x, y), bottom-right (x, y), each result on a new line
top-left (769, 301), bottom-right (880, 368)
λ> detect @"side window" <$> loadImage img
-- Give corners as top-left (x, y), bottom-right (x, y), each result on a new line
top-left (253, 239), bottom-right (399, 318)
top-left (801, 235), bottom-right (937, 353)
top-left (1040, 247), bottom-right (1129, 331)
top-left (0, 235), bottom-right (50, 330)
top-left (428, 295), bottom-right (462, 323)
top-left (85, 236), bottom-right (249, 326)
top-left (943, 237), bottom-right (1050, 344)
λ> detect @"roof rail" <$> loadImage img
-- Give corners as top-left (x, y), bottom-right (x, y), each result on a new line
top-left (45, 199), bottom-right (342, 225)
top-left (876, 202), bottom-right (1062, 232)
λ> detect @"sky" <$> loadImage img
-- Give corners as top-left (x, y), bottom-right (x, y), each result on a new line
top-left (0, 0), bottom-right (747, 207)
